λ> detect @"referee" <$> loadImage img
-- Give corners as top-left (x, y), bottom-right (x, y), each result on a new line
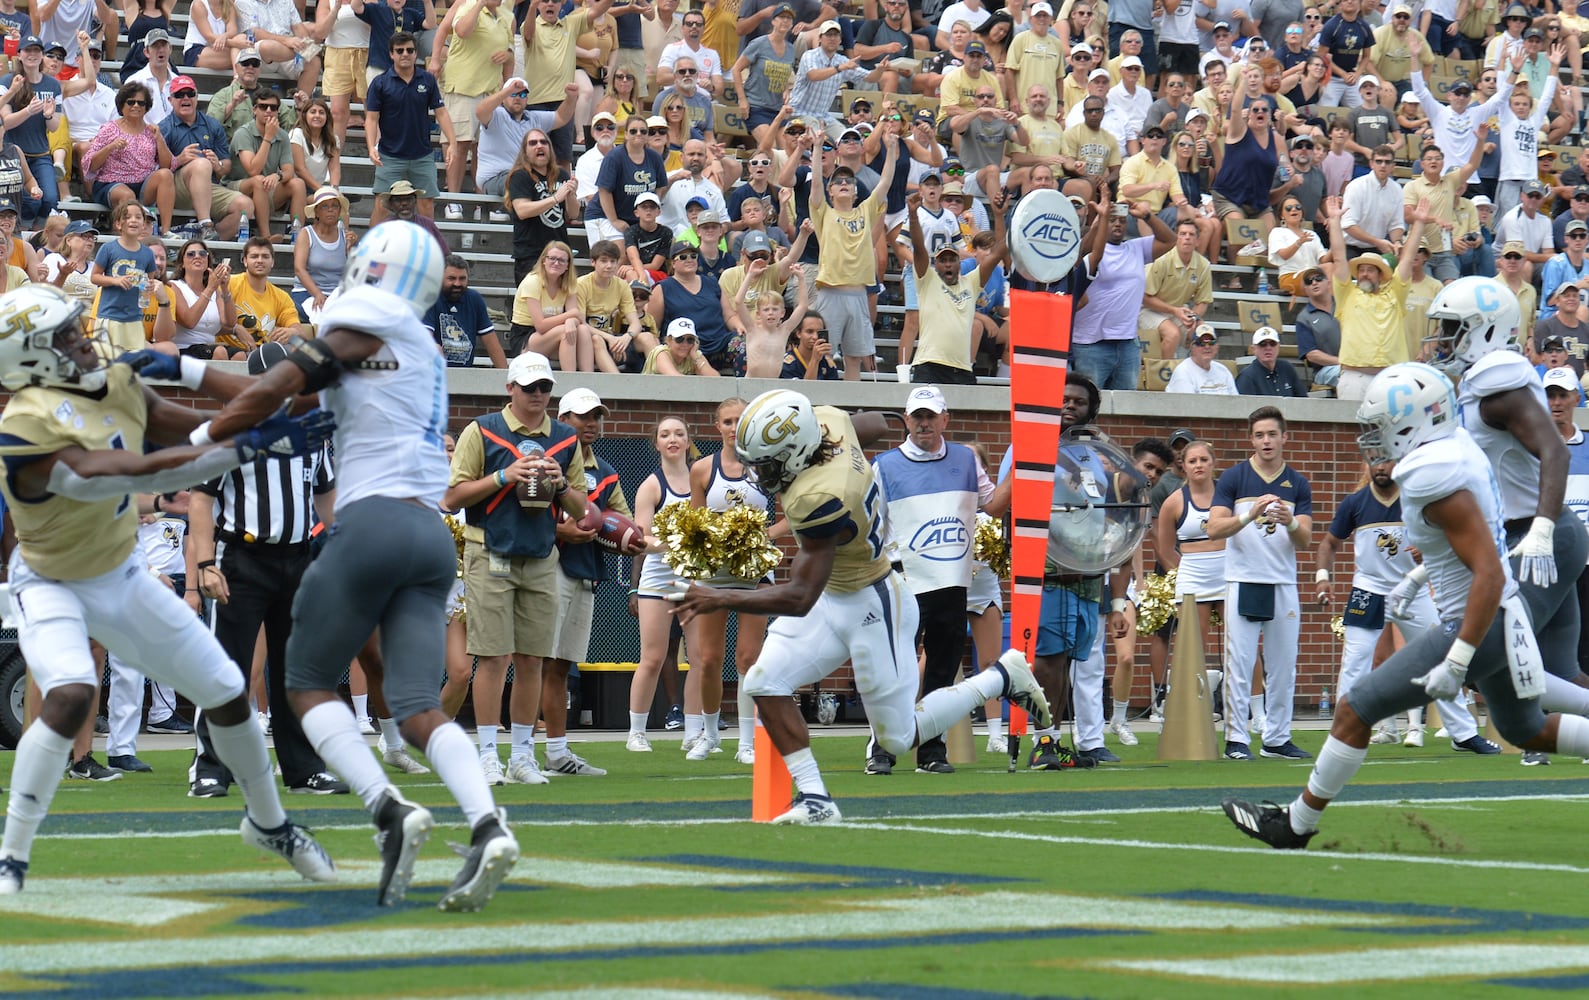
top-left (187, 344), bottom-right (348, 798)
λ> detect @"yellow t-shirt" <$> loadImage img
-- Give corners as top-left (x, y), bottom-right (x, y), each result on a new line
top-left (913, 267), bottom-right (981, 371)
top-left (1403, 172), bottom-right (1466, 252)
top-left (812, 187), bottom-right (886, 288)
top-left (511, 272), bottom-right (571, 327)
top-left (1060, 74), bottom-right (1089, 118)
top-left (1144, 248), bottom-right (1212, 308)
top-left (1007, 28), bottom-right (1063, 108)
top-left (575, 272), bottom-right (636, 332)
top-left (525, 8), bottom-right (592, 104)
top-left (938, 66), bottom-right (1005, 121)
top-left (0, 363), bottom-right (145, 579)
top-left (641, 342), bottom-right (699, 374)
top-left (1015, 114), bottom-right (1064, 157)
top-left (719, 262), bottom-right (786, 308)
top-left (229, 275), bottom-right (300, 344)
top-left (1058, 123), bottom-right (1120, 178)
top-left (1119, 152), bottom-right (1183, 212)
top-left (1369, 23), bottom-right (1435, 83)
top-left (702, 0), bottom-right (740, 70)
top-left (1404, 272), bottom-right (1443, 355)
top-left (445, 0), bottom-right (515, 97)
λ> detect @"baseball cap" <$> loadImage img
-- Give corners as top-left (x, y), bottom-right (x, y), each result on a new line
top-left (1186, 107), bottom-right (1208, 122)
top-left (913, 107), bottom-right (937, 125)
top-left (169, 74), bottom-right (197, 95)
top-left (1358, 75), bottom-right (1381, 90)
top-left (64, 220), bottom-right (97, 237)
top-left (1088, 67), bottom-right (1111, 82)
top-left (1142, 125), bottom-right (1166, 138)
top-left (966, 40), bottom-right (988, 55)
top-left (770, 2), bottom-right (795, 15)
top-left (645, 115), bottom-right (667, 129)
top-left (666, 317), bottom-right (698, 340)
top-left (669, 240), bottom-right (698, 257)
top-left (143, 28), bottom-right (172, 45)
top-left (740, 230), bottom-right (771, 255)
top-left (1525, 27), bottom-right (1545, 39)
top-left (591, 110), bottom-right (617, 126)
top-left (1213, 20), bottom-right (1231, 32)
top-left (941, 181), bottom-right (965, 197)
top-left (849, 97), bottom-right (872, 112)
top-left (934, 243), bottom-right (960, 259)
top-left (1542, 335), bottom-right (1569, 351)
top-left (1251, 326), bottom-right (1280, 346)
top-left (1191, 325), bottom-right (1217, 346)
top-left (629, 280), bottom-right (653, 297)
top-left (1502, 240), bottom-right (1528, 255)
top-left (634, 191), bottom-right (661, 207)
top-left (19, 35), bottom-right (41, 50)
top-left (1401, 92), bottom-right (1421, 103)
top-left (388, 180), bottom-right (419, 197)
top-left (43, 41), bottom-right (65, 56)
top-left (1289, 134), bottom-right (1314, 148)
top-left (1070, 42), bottom-right (1093, 56)
top-left (1568, 220), bottom-right (1589, 235)
top-left (1575, 185), bottom-right (1589, 199)
top-left (839, 127), bottom-right (863, 142)
top-left (1450, 79), bottom-right (1473, 94)
top-left (1390, 2), bottom-right (1413, 13)
top-left (906, 384), bottom-right (947, 414)
top-left (1505, 2), bottom-right (1531, 18)
top-left (695, 210), bottom-right (725, 226)
top-left (508, 352), bottom-right (556, 386)
top-left (0, 197), bottom-right (19, 216)
top-left (1543, 367), bottom-right (1581, 393)
top-left (1524, 179), bottom-right (1549, 196)
top-left (818, 18), bottom-right (841, 33)
top-left (1031, 1), bottom-right (1055, 14)
top-left (1169, 428), bottom-right (1198, 447)
top-left (246, 342), bottom-right (291, 375)
top-left (1299, 266), bottom-right (1325, 284)
top-left (236, 46), bottom-right (262, 64)
top-left (1471, 194), bottom-right (1494, 207)
top-left (1121, 55), bottom-right (1144, 69)
top-left (558, 388), bottom-right (608, 416)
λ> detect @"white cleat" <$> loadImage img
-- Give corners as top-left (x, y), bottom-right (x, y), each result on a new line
top-left (686, 734), bottom-right (720, 761)
top-left (625, 733), bottom-right (653, 752)
top-left (771, 792), bottom-right (842, 825)
top-left (505, 755), bottom-right (549, 785)
top-left (240, 815), bottom-right (337, 883)
top-left (734, 743), bottom-right (755, 765)
top-left (996, 649), bottom-right (1053, 730)
top-left (481, 756), bottom-right (505, 786)
top-left (382, 747), bottom-right (431, 774)
top-left (0, 857), bottom-right (26, 895)
top-left (1109, 720), bottom-right (1139, 747)
top-left (1404, 728), bottom-right (1425, 748)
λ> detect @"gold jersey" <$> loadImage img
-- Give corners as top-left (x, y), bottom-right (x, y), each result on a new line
top-left (0, 363), bottom-right (146, 580)
top-left (782, 406), bottom-right (890, 594)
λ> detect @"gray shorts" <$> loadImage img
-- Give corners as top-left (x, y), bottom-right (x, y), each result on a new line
top-left (1507, 509), bottom-right (1589, 682)
top-left (374, 154), bottom-right (441, 198)
top-left (287, 497), bottom-right (455, 721)
top-left (812, 285), bottom-right (873, 361)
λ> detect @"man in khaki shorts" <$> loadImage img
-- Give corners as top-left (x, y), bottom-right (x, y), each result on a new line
top-left (442, 353), bottom-right (588, 788)
top-left (159, 74), bottom-right (248, 242)
top-left (315, 0), bottom-right (373, 143)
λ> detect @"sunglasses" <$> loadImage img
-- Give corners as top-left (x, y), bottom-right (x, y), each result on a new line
top-left (256, 104), bottom-right (280, 112)
top-left (746, 252), bottom-right (771, 262)
top-left (171, 89), bottom-right (197, 99)
top-left (184, 247), bottom-right (210, 258)
top-left (627, 128), bottom-right (646, 136)
top-left (392, 46), bottom-right (416, 54)
top-left (1570, 232), bottom-right (1589, 238)
top-left (1285, 27), bottom-right (1303, 34)
top-left (238, 58), bottom-right (262, 66)
top-left (676, 68), bottom-right (698, 75)
top-left (124, 98), bottom-right (150, 108)
top-left (673, 251), bottom-right (698, 261)
top-left (673, 335), bottom-right (699, 344)
top-left (1371, 157), bottom-right (1394, 164)
top-left (943, 165), bottom-right (965, 175)
top-left (1504, 253), bottom-right (1525, 260)
top-left (1526, 192), bottom-right (1545, 198)
top-left (1283, 204), bottom-right (1302, 211)
top-left (522, 380), bottom-right (554, 393)
top-left (649, 127), bottom-right (669, 135)
top-left (526, 138), bottom-right (549, 146)
top-left (1193, 337), bottom-right (1217, 346)
top-left (1305, 13), bottom-right (1321, 19)
top-left (511, 89), bottom-right (530, 98)
top-left (1293, 141), bottom-right (1314, 149)
top-left (593, 121), bottom-right (616, 131)
top-left (1304, 274), bottom-right (1326, 283)
top-left (545, 255), bottom-right (570, 264)
top-left (749, 158), bottom-right (771, 166)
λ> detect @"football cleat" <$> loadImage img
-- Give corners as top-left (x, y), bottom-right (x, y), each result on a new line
top-left (240, 816), bottom-right (338, 882)
top-left (1028, 734), bottom-right (1096, 770)
top-left (864, 750), bottom-right (895, 775)
top-left (1222, 797), bottom-right (1316, 850)
top-left (1522, 750), bottom-right (1550, 766)
top-left (546, 752), bottom-right (607, 776)
top-left (1452, 735), bottom-right (1501, 755)
top-left (771, 792), bottom-right (842, 825)
top-left (0, 856), bottom-right (26, 895)
top-left (67, 753), bottom-right (121, 781)
top-left (373, 788), bottom-right (434, 906)
top-left (439, 809), bottom-right (519, 913)
top-left (995, 649), bottom-right (1053, 730)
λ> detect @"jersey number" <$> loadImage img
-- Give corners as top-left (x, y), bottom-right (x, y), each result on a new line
top-left (108, 432), bottom-right (130, 519)
top-left (863, 481), bottom-right (884, 560)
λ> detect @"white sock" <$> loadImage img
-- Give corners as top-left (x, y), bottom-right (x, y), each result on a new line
top-left (737, 687), bottom-right (756, 745)
top-left (352, 693), bottom-right (368, 721)
top-left (1289, 795), bottom-right (1325, 834)
top-left (782, 747), bottom-right (827, 797)
top-left (1035, 726), bottom-right (1058, 739)
top-left (684, 713), bottom-right (704, 742)
top-left (1548, 712), bottom-right (1589, 756)
top-left (1112, 700), bottom-right (1130, 726)
top-left (426, 722), bottom-right (497, 828)
top-left (1304, 735), bottom-right (1369, 804)
top-left (1, 722), bottom-right (73, 863)
top-left (208, 717), bottom-right (290, 828)
top-left (546, 735), bottom-right (569, 758)
top-left (703, 711), bottom-right (720, 739)
top-left (298, 701), bottom-right (391, 812)
top-left (377, 717), bottom-right (402, 753)
top-left (986, 716), bottom-right (1005, 739)
top-left (915, 670), bottom-right (1004, 743)
top-left (1408, 706), bottom-right (1424, 728)
top-left (629, 711), bottom-right (648, 736)
top-left (1542, 674), bottom-right (1589, 715)
top-left (510, 722), bottom-right (536, 761)
top-left (477, 723), bottom-right (499, 757)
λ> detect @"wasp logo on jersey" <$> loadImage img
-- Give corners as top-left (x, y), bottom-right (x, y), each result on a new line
top-left (1375, 530), bottom-right (1401, 557)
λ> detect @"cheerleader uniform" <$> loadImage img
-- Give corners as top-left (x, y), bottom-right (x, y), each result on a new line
top-left (1173, 486), bottom-right (1226, 602)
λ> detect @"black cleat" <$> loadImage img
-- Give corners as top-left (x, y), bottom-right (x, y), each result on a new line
top-left (1222, 797), bottom-right (1317, 850)
top-left (1028, 734), bottom-right (1097, 770)
top-left (373, 788), bottom-right (434, 906)
top-left (439, 809), bottom-right (519, 913)
top-left (864, 750), bottom-right (895, 775)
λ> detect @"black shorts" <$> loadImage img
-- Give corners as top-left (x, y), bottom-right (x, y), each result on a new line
top-left (1158, 41), bottom-right (1200, 77)
top-left (911, 361), bottom-right (978, 384)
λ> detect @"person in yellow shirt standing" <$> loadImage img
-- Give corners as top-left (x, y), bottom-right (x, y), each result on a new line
top-left (523, 0), bottom-right (619, 168)
top-left (1328, 193), bottom-right (1434, 399)
top-left (433, 0), bottom-right (515, 201)
top-left (811, 120), bottom-right (898, 380)
top-left (1005, 2), bottom-right (1064, 112)
top-left (904, 188), bottom-right (1005, 384)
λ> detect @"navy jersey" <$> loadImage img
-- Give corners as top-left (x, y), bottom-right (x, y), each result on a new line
top-left (1328, 484), bottom-right (1411, 595)
top-left (1212, 459), bottom-right (1313, 583)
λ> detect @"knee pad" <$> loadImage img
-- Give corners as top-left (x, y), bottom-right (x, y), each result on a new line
top-left (741, 664), bottom-right (791, 699)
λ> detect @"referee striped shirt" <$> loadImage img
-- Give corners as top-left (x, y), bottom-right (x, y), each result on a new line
top-left (199, 446), bottom-right (335, 545)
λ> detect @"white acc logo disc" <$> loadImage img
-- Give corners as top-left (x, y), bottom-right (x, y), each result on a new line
top-left (1009, 189), bottom-right (1083, 284)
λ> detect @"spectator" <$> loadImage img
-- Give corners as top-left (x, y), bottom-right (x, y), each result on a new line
top-left (571, 0), bottom-right (618, 138)
top-left (365, 31), bottom-right (456, 225)
top-left (184, 0), bottom-right (240, 70)
top-left (313, 0), bottom-right (370, 144)
top-left (1293, 265), bottom-right (1340, 387)
top-left (1407, 31), bottom-right (1516, 170)
top-left (940, 39), bottom-right (1003, 120)
top-left (1485, 1), bottom-right (1530, 69)
top-left (1317, 0), bottom-right (1377, 108)
top-left (522, 0), bottom-right (617, 168)
top-left (88, 201), bottom-right (156, 353)
top-left (854, 0), bottom-right (915, 94)
top-left (593, 65), bottom-right (640, 129)
top-left (1058, 95), bottom-right (1120, 200)
top-left (1108, 55), bottom-right (1152, 137)
top-left (1169, 126), bottom-right (1222, 259)
top-left (235, 0), bottom-right (322, 92)
top-left (641, 0), bottom-right (683, 96)
top-left (1003, 2), bottom-right (1061, 110)
top-left (1064, 67), bottom-right (1122, 132)
top-left (125, 27), bottom-right (176, 125)
top-left (1455, 194), bottom-right (1494, 277)
top-left (1326, 192), bottom-right (1433, 398)
top-left (1537, 291), bottom-right (1588, 376)
top-left (1401, 136), bottom-right (1486, 286)
top-left (808, 121), bottom-right (897, 379)
top-left (1006, 84), bottom-right (1064, 194)
top-left (429, 0), bottom-right (513, 202)
top-left (1345, 75), bottom-right (1393, 171)
top-left (1237, 325), bottom-right (1309, 396)
top-left (1339, 142), bottom-right (1404, 258)
top-left (1073, 197), bottom-right (1174, 390)
top-left (1144, 72), bottom-right (1193, 137)
top-left (386, 178), bottom-right (450, 253)
top-left (1492, 177), bottom-right (1555, 279)
top-left (595, 112), bottom-right (668, 246)
top-left (647, 239), bottom-right (738, 372)
top-left (1210, 81), bottom-right (1280, 271)
top-left (1269, 191), bottom-right (1328, 295)
top-left (727, 147), bottom-right (776, 227)
top-left (287, 94), bottom-right (340, 190)
top-left (894, 170), bottom-right (963, 369)
top-left (229, 233), bottom-right (304, 344)
top-left (63, 36), bottom-right (117, 169)
top-left (1496, 239), bottom-right (1539, 344)
top-left (3, 34), bottom-right (61, 226)
top-left (427, 253), bottom-right (508, 368)
top-left (1542, 218), bottom-right (1589, 322)
top-left (510, 241), bottom-right (588, 367)
top-left (32, 0), bottom-right (113, 69)
top-left (1493, 47), bottom-right (1561, 221)
top-left (656, 6), bottom-right (722, 94)
top-left (166, 237), bottom-right (240, 359)
top-left (1553, 185), bottom-right (1589, 250)
top-left (781, 310), bottom-right (839, 379)
top-left (85, 81), bottom-right (175, 235)
top-left (157, 74), bottom-right (245, 243)
top-left (207, 46), bottom-right (298, 135)
top-left (230, 88), bottom-right (307, 241)
top-left (1107, 0), bottom-right (1158, 83)
top-left (1121, 125), bottom-right (1193, 232)
top-left (643, 315), bottom-right (720, 374)
top-left (356, 0), bottom-right (438, 81)
top-left (789, 20), bottom-right (884, 131)
top-left (903, 188), bottom-right (1003, 384)
top-left (623, 190), bottom-right (671, 280)
top-left (575, 110), bottom-right (619, 231)
top-left (43, 217), bottom-right (95, 306)
top-left (1166, 324), bottom-right (1239, 393)
top-left (576, 238), bottom-right (651, 371)
top-left (950, 82), bottom-right (1022, 202)
top-left (1371, 3), bottom-right (1433, 89)
top-left (659, 138), bottom-right (725, 231)
top-left (505, 127), bottom-right (577, 285)
top-left (1058, 41), bottom-right (1097, 112)
top-left (732, 254), bottom-right (807, 377)
top-left (731, 4), bottom-right (797, 144)
top-left (1140, 218), bottom-right (1213, 358)
top-left (289, 185), bottom-right (350, 321)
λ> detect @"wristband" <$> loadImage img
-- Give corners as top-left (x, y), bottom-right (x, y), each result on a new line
top-left (1314, 568), bottom-right (1330, 583)
top-left (197, 559), bottom-right (216, 570)
top-left (1445, 638), bottom-right (1477, 670)
top-left (152, 495), bottom-right (162, 513)
top-left (1110, 598), bottom-right (1128, 614)
top-left (178, 355), bottom-right (208, 390)
top-left (1239, 510), bottom-right (1254, 526)
top-left (189, 420), bottom-right (215, 446)
top-left (495, 469), bottom-right (508, 488)
top-left (1287, 518), bottom-right (1303, 534)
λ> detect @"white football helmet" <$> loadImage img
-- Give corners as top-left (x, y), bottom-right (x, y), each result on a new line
top-left (1422, 275), bottom-right (1521, 380)
top-left (0, 284), bottom-right (106, 392)
top-left (736, 389), bottom-right (822, 496)
top-left (341, 220), bottom-right (444, 316)
top-left (1355, 362), bottom-right (1459, 463)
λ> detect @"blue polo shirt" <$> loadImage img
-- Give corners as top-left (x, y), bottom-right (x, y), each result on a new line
top-left (365, 67), bottom-right (443, 161)
top-left (160, 111), bottom-right (232, 163)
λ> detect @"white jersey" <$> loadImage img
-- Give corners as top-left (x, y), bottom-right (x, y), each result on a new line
top-left (1395, 428), bottom-right (1518, 620)
top-left (316, 286), bottom-right (451, 513)
top-left (1458, 350), bottom-right (1545, 520)
top-left (137, 514), bottom-right (187, 577)
top-left (895, 204), bottom-right (964, 259)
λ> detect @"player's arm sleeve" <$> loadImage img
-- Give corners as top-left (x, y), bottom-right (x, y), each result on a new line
top-left (45, 447), bottom-right (246, 502)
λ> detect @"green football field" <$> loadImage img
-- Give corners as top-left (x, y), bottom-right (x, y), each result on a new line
top-left (5, 728), bottom-right (1589, 999)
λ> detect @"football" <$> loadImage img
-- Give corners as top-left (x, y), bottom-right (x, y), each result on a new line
top-left (517, 472), bottom-right (557, 511)
top-left (595, 509), bottom-right (646, 554)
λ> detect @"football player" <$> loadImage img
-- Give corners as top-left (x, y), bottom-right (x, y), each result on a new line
top-left (1225, 363), bottom-right (1589, 849)
top-left (671, 388), bottom-right (1053, 825)
top-left (0, 284), bottom-right (337, 894)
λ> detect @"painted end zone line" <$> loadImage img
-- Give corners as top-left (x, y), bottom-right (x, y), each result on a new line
top-left (854, 821), bottom-right (1589, 874)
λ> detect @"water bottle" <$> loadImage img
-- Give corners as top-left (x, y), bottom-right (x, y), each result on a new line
top-left (137, 274), bottom-right (149, 312)
top-left (1319, 686), bottom-right (1331, 719)
top-left (238, 214), bottom-right (249, 242)
top-left (1257, 268), bottom-right (1269, 296)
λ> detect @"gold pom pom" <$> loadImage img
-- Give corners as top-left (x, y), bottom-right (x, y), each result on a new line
top-left (654, 503), bottom-right (781, 583)
top-left (973, 513), bottom-right (1010, 579)
top-left (1134, 569), bottom-right (1178, 635)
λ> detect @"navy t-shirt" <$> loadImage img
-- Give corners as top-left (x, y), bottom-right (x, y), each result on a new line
top-left (424, 287), bottom-right (497, 366)
top-left (3, 74), bottom-right (61, 157)
top-left (596, 146), bottom-right (668, 225)
top-left (93, 240), bottom-right (156, 322)
top-left (365, 68), bottom-right (443, 160)
top-left (1319, 14), bottom-right (1375, 71)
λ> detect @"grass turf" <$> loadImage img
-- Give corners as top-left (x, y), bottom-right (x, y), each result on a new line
top-left (5, 729), bottom-right (1589, 999)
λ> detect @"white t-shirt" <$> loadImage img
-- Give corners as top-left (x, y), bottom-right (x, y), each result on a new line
top-left (126, 64), bottom-right (175, 126)
top-left (1268, 227), bottom-right (1326, 276)
top-left (172, 279), bottom-right (224, 347)
top-left (44, 253), bottom-right (94, 306)
top-left (1165, 357), bottom-right (1238, 394)
top-left (288, 127), bottom-right (331, 189)
top-left (937, 1), bottom-right (992, 33)
top-left (325, 2), bottom-right (370, 48)
top-left (64, 83), bottom-right (116, 144)
top-left (658, 41), bottom-right (723, 80)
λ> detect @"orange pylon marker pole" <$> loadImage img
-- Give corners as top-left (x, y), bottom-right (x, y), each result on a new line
top-left (751, 710), bottom-right (792, 822)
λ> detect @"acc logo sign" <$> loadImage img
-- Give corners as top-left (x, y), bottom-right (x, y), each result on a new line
top-left (1009, 189), bottom-right (1083, 283)
top-left (910, 516), bottom-right (970, 561)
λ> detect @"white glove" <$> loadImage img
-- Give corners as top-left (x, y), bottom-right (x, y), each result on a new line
top-left (1508, 515), bottom-right (1557, 588)
top-left (1414, 638), bottom-right (1474, 701)
top-left (1387, 564), bottom-right (1430, 622)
